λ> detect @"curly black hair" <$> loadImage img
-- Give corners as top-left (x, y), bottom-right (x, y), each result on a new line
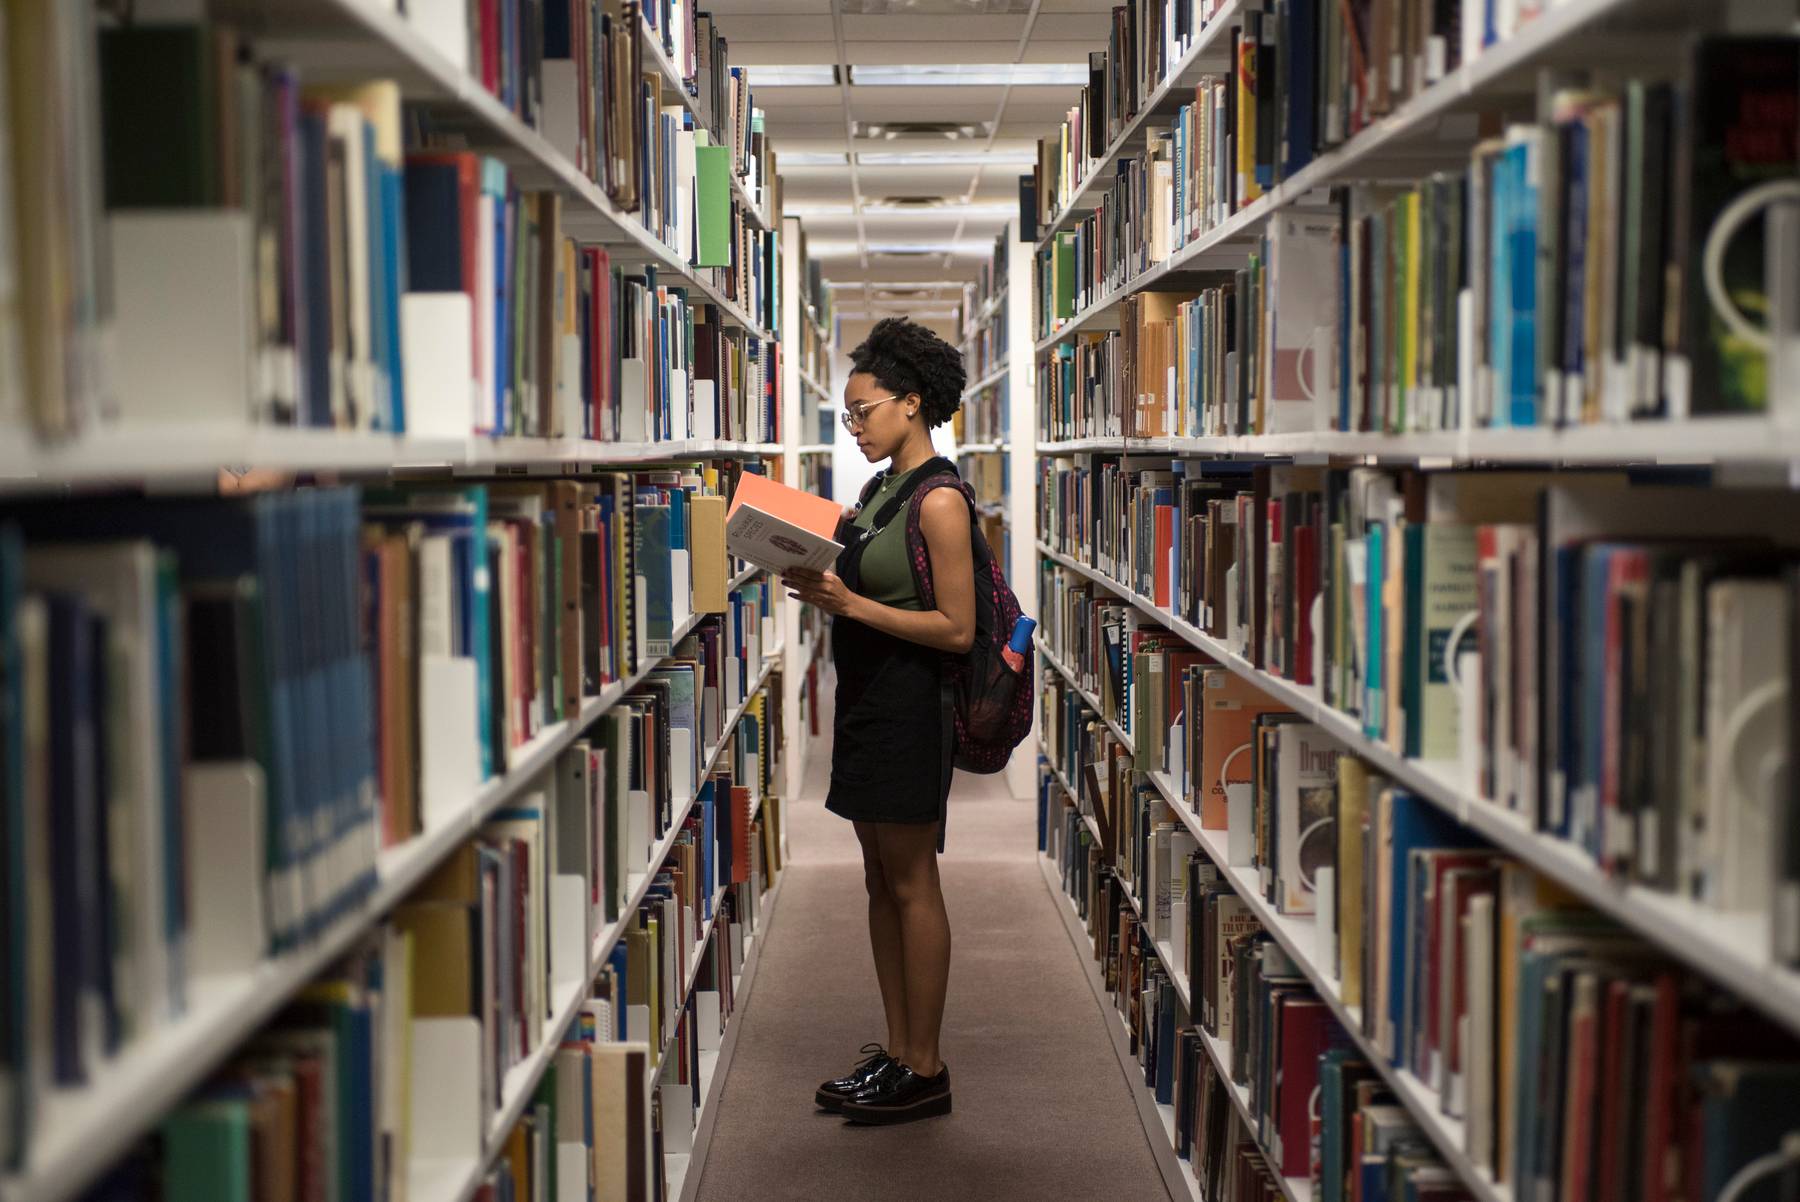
top-left (846, 317), bottom-right (966, 429)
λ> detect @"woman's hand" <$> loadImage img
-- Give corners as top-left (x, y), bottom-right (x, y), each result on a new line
top-left (784, 567), bottom-right (860, 618)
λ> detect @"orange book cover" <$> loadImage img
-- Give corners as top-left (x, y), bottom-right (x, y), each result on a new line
top-left (725, 470), bottom-right (840, 538)
top-left (1198, 668), bottom-right (1288, 829)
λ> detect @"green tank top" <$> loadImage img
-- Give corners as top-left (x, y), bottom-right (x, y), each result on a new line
top-left (851, 465), bottom-right (927, 612)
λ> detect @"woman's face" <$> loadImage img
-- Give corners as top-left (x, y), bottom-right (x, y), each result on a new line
top-left (843, 372), bottom-right (919, 464)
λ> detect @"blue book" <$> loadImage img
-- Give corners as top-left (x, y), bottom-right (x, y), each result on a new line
top-left (1382, 790), bottom-right (1480, 1058)
top-left (45, 593), bottom-right (99, 1084)
top-left (1363, 522), bottom-right (1386, 738)
top-left (402, 160), bottom-right (466, 292)
top-left (375, 148), bottom-right (407, 434)
top-left (1503, 139), bottom-right (1540, 426)
top-left (1153, 980), bottom-right (1177, 1105)
top-left (1561, 120), bottom-right (1590, 394)
top-left (635, 500), bottom-right (673, 657)
top-left (0, 526), bottom-right (22, 1159)
top-left (1283, 0), bottom-right (1318, 180)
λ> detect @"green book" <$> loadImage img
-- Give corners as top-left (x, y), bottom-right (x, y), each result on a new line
top-left (1054, 232), bottom-right (1076, 318)
top-left (99, 25), bottom-right (219, 207)
top-left (694, 145), bottom-right (732, 268)
top-left (163, 1100), bottom-right (252, 1202)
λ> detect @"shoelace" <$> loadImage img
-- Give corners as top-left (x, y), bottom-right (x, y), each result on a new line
top-left (854, 1042), bottom-right (887, 1068)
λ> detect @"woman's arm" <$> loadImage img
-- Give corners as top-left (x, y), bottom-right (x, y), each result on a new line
top-left (784, 489), bottom-right (975, 654)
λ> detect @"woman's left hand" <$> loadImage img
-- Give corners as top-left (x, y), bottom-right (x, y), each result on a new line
top-left (784, 568), bottom-right (859, 618)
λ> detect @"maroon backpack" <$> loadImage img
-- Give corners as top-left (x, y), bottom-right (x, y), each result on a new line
top-left (852, 457), bottom-right (1034, 774)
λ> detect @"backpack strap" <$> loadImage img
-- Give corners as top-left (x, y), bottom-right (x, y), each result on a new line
top-left (836, 456), bottom-right (958, 588)
top-left (902, 469), bottom-right (984, 614)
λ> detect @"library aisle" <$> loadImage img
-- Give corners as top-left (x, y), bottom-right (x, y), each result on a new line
top-left (694, 719), bottom-right (1170, 1202)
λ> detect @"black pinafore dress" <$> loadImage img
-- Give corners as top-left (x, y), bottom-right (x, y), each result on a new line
top-left (823, 461), bottom-right (957, 842)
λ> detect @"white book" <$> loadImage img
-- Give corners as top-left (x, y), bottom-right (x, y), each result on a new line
top-left (326, 104), bottom-right (375, 429)
top-left (725, 503), bottom-right (842, 574)
top-left (1702, 578), bottom-right (1787, 913)
top-left (26, 544), bottom-right (175, 1041)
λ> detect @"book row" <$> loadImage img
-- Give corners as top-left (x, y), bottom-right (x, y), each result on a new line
top-left (1039, 673), bottom-right (1800, 1202)
top-left (1035, 459), bottom-right (1800, 968)
top-left (954, 382), bottom-right (1010, 448)
top-left (1034, 32), bottom-right (1797, 428)
top-left (1031, 0), bottom-right (1232, 232)
top-left (0, 470), bottom-right (783, 1172)
top-left (66, 760), bottom-right (782, 1202)
top-left (1, 3), bottom-right (780, 443)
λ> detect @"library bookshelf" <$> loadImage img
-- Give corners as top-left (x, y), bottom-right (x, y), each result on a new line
top-left (1026, 0), bottom-right (1800, 1196)
top-left (0, 0), bottom-right (818, 1188)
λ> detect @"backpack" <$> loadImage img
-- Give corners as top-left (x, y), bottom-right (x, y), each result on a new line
top-left (850, 457), bottom-right (1034, 774)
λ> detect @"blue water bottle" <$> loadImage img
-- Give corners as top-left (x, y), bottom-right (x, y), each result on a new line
top-left (1002, 615), bottom-right (1036, 672)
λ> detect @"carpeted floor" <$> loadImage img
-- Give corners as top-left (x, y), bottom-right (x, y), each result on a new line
top-left (692, 721), bottom-right (1172, 1202)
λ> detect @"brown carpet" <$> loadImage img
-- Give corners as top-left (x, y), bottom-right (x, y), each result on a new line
top-left (692, 718), bottom-right (1172, 1202)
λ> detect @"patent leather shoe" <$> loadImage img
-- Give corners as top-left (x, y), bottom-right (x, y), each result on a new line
top-left (814, 1044), bottom-right (897, 1111)
top-left (839, 1062), bottom-right (951, 1124)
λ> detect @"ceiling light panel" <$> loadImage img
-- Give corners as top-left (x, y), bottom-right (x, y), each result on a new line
top-left (849, 63), bottom-right (1087, 85)
top-left (855, 149), bottom-right (1037, 166)
top-left (777, 152), bottom-right (853, 166)
top-left (750, 65), bottom-right (842, 85)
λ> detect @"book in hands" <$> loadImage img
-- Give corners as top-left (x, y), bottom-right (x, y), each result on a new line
top-left (725, 472), bottom-right (844, 573)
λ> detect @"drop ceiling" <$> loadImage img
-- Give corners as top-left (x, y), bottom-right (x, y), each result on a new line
top-left (708, 0), bottom-right (1114, 319)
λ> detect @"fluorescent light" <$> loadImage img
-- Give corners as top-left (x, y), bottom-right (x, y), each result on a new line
top-left (867, 241), bottom-right (994, 254)
top-left (778, 152), bottom-right (851, 166)
top-left (862, 202), bottom-right (1016, 217)
top-left (850, 63), bottom-right (1088, 86)
top-left (751, 65), bottom-right (839, 86)
top-left (856, 149), bottom-right (1037, 166)
top-left (785, 203), bottom-right (857, 217)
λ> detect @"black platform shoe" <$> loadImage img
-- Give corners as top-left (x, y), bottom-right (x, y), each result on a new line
top-left (839, 1062), bottom-right (951, 1124)
top-left (814, 1044), bottom-right (897, 1111)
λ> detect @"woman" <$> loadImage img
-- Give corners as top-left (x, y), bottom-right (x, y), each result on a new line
top-left (783, 317), bottom-right (973, 1125)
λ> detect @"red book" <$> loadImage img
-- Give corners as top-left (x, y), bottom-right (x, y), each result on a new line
top-left (1560, 974), bottom-right (1601, 1202)
top-left (1421, 853), bottom-right (1494, 1081)
top-left (292, 1055), bottom-right (325, 1202)
top-left (1594, 979), bottom-right (1631, 1202)
top-left (1154, 501), bottom-right (1176, 607)
top-left (479, 0), bottom-right (500, 95)
top-left (730, 785), bottom-right (752, 883)
top-left (1643, 974), bottom-right (1679, 1202)
top-left (1275, 998), bottom-right (1333, 1177)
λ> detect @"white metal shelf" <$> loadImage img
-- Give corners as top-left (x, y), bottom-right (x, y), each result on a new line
top-left (1029, 420), bottom-right (1800, 466)
top-left (0, 431), bottom-right (787, 489)
top-left (953, 440), bottom-right (1008, 456)
top-left (408, 654), bottom-right (783, 1202)
top-left (0, 593), bottom-right (727, 1202)
top-left (959, 366), bottom-right (1010, 400)
top-left (1035, 539), bottom-right (1800, 1040)
top-left (1139, 768), bottom-right (1504, 1202)
top-left (1036, 636), bottom-right (1134, 754)
top-left (1032, 0), bottom-right (1646, 351)
top-left (1036, 846), bottom-right (1309, 1202)
top-left (794, 443), bottom-right (833, 456)
top-left (665, 868), bottom-right (787, 1202)
top-left (798, 366), bottom-right (832, 402)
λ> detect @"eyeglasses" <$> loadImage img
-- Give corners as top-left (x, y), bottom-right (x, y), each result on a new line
top-left (839, 395), bottom-right (904, 431)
